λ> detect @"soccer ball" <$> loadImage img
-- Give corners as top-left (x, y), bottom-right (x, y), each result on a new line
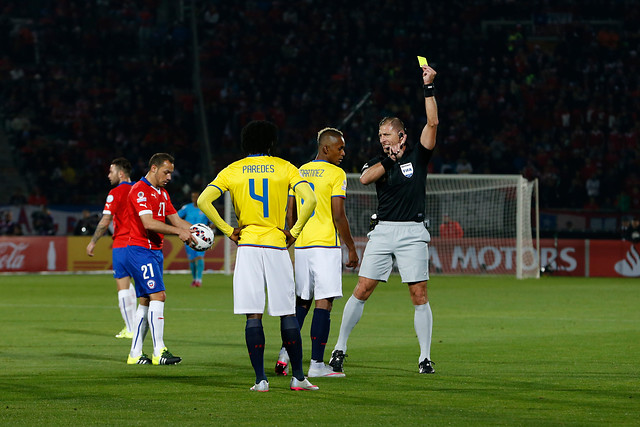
top-left (190, 223), bottom-right (214, 251)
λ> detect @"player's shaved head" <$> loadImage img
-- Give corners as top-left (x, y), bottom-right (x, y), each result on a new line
top-left (316, 127), bottom-right (346, 165)
top-left (317, 127), bottom-right (344, 148)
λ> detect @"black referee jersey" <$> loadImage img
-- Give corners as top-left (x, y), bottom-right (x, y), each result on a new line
top-left (362, 143), bottom-right (433, 223)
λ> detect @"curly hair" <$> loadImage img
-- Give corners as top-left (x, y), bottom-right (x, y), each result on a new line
top-left (241, 120), bottom-right (278, 155)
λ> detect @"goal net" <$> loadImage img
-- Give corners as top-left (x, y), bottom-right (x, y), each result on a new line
top-left (344, 174), bottom-right (539, 279)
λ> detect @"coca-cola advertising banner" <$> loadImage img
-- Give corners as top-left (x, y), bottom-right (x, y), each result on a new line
top-left (2, 236), bottom-right (638, 278)
top-left (0, 237), bottom-right (68, 271)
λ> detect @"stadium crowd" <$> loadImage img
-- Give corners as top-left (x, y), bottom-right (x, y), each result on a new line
top-left (1, 0), bottom-right (638, 218)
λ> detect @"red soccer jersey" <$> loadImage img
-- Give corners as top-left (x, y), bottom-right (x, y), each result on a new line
top-left (102, 181), bottom-right (134, 248)
top-left (127, 177), bottom-right (177, 250)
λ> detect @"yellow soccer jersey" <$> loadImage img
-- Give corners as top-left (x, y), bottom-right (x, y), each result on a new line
top-left (207, 155), bottom-right (306, 248)
top-left (294, 160), bottom-right (347, 248)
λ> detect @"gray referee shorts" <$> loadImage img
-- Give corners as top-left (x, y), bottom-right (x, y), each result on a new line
top-left (358, 221), bottom-right (431, 283)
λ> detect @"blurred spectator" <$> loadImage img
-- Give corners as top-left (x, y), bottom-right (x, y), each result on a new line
top-left (566, 176), bottom-right (587, 208)
top-left (455, 156), bottom-right (473, 174)
top-left (0, 1), bottom-right (637, 218)
top-left (3, 211), bottom-right (23, 235)
top-left (27, 187), bottom-right (48, 206)
top-left (630, 187), bottom-right (640, 212)
top-left (32, 206), bottom-right (55, 236)
top-left (614, 190), bottom-right (631, 212)
top-left (621, 216), bottom-right (631, 240)
top-left (8, 188), bottom-right (27, 205)
top-left (585, 173), bottom-right (601, 201)
top-left (0, 211), bottom-right (23, 235)
top-left (73, 210), bottom-right (99, 236)
top-left (439, 213), bottom-right (464, 239)
top-left (624, 217), bottom-right (640, 243)
top-left (583, 197), bottom-right (600, 211)
top-left (0, 212), bottom-right (6, 235)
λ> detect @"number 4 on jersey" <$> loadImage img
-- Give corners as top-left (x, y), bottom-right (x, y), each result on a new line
top-left (249, 178), bottom-right (269, 217)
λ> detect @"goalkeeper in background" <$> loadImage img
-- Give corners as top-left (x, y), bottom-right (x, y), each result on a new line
top-left (178, 191), bottom-right (210, 288)
top-left (198, 120), bottom-right (319, 392)
top-left (329, 64), bottom-right (439, 375)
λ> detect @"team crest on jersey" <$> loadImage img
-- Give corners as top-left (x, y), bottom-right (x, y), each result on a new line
top-left (147, 280), bottom-right (156, 289)
top-left (400, 162), bottom-right (414, 178)
top-left (136, 191), bottom-right (147, 202)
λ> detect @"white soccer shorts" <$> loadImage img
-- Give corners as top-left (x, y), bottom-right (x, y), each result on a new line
top-left (233, 245), bottom-right (296, 316)
top-left (358, 221), bottom-right (431, 283)
top-left (294, 247), bottom-right (343, 301)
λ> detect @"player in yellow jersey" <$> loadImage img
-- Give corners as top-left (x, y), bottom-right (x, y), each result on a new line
top-left (275, 127), bottom-right (359, 378)
top-left (197, 120), bottom-right (319, 392)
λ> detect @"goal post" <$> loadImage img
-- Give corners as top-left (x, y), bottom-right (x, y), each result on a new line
top-left (344, 174), bottom-right (540, 278)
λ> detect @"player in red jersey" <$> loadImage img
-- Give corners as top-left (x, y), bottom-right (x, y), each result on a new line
top-left (126, 153), bottom-right (196, 365)
top-left (87, 158), bottom-right (136, 339)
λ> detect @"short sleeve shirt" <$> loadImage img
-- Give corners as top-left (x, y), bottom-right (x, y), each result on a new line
top-left (103, 181), bottom-right (134, 248)
top-left (362, 144), bottom-right (433, 222)
top-left (295, 160), bottom-right (347, 248)
top-left (178, 203), bottom-right (209, 225)
top-left (127, 177), bottom-right (177, 250)
top-left (206, 155), bottom-right (306, 248)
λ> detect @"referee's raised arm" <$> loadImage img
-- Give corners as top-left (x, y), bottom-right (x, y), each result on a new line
top-left (420, 65), bottom-right (439, 151)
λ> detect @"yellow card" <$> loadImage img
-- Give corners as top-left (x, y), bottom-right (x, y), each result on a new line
top-left (417, 56), bottom-right (428, 67)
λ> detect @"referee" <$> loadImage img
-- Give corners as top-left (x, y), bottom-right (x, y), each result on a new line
top-left (329, 64), bottom-right (439, 375)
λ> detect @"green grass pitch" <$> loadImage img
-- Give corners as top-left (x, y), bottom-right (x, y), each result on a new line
top-left (1, 273), bottom-right (638, 426)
